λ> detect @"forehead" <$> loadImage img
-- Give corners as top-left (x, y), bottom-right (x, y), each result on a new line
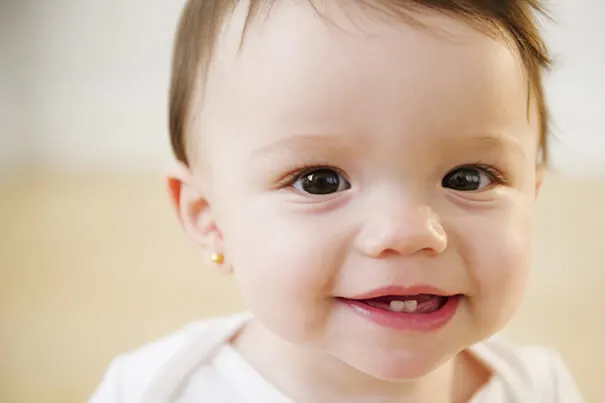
top-left (195, 1), bottom-right (535, 164)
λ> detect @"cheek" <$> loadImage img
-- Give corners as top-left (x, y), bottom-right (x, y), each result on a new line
top-left (462, 200), bottom-right (534, 332)
top-left (474, 222), bottom-right (532, 298)
top-left (220, 197), bottom-right (348, 341)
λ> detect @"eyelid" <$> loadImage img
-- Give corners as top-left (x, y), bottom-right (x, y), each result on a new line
top-left (275, 163), bottom-right (507, 191)
top-left (277, 164), bottom-right (349, 188)
top-left (451, 163), bottom-right (508, 185)
top-left (475, 164), bottom-right (507, 184)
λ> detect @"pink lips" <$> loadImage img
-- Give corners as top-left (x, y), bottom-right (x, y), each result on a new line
top-left (349, 285), bottom-right (452, 300)
top-left (340, 285), bottom-right (461, 332)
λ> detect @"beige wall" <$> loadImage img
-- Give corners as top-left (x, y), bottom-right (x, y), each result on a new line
top-left (2, 1), bottom-right (605, 175)
top-left (1, 173), bottom-right (604, 403)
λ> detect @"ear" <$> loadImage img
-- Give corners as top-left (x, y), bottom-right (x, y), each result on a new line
top-left (165, 161), bottom-right (231, 274)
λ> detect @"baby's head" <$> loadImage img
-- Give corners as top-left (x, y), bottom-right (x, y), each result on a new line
top-left (167, 0), bottom-right (550, 381)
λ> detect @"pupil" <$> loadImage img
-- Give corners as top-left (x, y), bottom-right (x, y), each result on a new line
top-left (445, 169), bottom-right (480, 191)
top-left (302, 170), bottom-right (340, 194)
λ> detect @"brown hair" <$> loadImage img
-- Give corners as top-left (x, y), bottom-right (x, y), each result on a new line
top-left (169, 0), bottom-right (551, 166)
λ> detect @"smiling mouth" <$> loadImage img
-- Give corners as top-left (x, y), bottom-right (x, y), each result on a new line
top-left (359, 294), bottom-right (449, 314)
top-left (338, 293), bottom-right (462, 331)
top-left (341, 293), bottom-right (454, 314)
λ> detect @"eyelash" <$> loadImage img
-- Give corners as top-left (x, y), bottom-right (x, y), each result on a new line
top-left (277, 163), bottom-right (508, 188)
top-left (277, 164), bottom-right (347, 188)
top-left (463, 163), bottom-right (508, 185)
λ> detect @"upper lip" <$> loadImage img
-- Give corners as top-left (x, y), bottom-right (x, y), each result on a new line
top-left (346, 285), bottom-right (454, 300)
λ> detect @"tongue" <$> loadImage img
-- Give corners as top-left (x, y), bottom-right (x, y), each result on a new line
top-left (366, 294), bottom-right (447, 314)
top-left (412, 296), bottom-right (447, 313)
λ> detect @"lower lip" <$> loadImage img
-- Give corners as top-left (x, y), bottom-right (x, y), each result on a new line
top-left (340, 295), bottom-right (461, 332)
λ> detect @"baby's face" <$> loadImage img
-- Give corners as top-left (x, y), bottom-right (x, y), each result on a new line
top-left (194, 3), bottom-right (539, 380)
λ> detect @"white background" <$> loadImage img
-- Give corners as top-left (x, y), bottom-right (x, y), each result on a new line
top-left (1, 0), bottom-right (604, 176)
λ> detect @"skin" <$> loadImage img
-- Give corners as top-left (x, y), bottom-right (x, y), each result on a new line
top-left (168, 2), bottom-right (544, 402)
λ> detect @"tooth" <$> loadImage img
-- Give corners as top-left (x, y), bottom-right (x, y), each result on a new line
top-left (389, 300), bottom-right (405, 312)
top-left (403, 300), bottom-right (418, 313)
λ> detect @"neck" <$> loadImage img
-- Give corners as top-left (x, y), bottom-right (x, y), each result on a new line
top-left (232, 318), bottom-right (486, 403)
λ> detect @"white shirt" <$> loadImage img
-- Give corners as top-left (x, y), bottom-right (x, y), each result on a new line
top-left (89, 312), bottom-right (583, 403)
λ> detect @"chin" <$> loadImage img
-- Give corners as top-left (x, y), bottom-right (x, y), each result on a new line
top-left (341, 348), bottom-right (453, 381)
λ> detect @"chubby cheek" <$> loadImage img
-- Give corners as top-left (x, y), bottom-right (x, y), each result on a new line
top-left (464, 202), bottom-right (534, 337)
top-left (220, 198), bottom-right (347, 343)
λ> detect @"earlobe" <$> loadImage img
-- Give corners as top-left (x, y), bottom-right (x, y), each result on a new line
top-left (165, 161), bottom-right (230, 273)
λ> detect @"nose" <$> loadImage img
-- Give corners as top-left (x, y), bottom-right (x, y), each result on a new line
top-left (354, 200), bottom-right (447, 258)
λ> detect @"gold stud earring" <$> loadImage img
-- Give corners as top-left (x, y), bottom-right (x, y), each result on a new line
top-left (210, 252), bottom-right (224, 265)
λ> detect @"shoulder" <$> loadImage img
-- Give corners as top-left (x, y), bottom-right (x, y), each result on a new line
top-left (88, 312), bottom-right (251, 403)
top-left (472, 335), bottom-right (583, 402)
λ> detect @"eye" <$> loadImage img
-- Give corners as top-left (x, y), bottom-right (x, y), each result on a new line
top-left (292, 168), bottom-right (351, 195)
top-left (442, 166), bottom-right (500, 192)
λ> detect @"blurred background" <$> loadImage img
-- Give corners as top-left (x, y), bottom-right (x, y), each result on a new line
top-left (0, 1), bottom-right (604, 402)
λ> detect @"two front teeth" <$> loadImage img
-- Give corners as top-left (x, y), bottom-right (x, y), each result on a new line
top-left (389, 299), bottom-right (418, 313)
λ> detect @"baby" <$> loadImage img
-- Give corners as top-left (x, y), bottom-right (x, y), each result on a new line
top-left (91, 1), bottom-right (583, 402)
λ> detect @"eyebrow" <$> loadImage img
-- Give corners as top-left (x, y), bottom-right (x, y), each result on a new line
top-left (462, 134), bottom-right (529, 160)
top-left (250, 131), bottom-right (530, 163)
top-left (251, 133), bottom-right (362, 159)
